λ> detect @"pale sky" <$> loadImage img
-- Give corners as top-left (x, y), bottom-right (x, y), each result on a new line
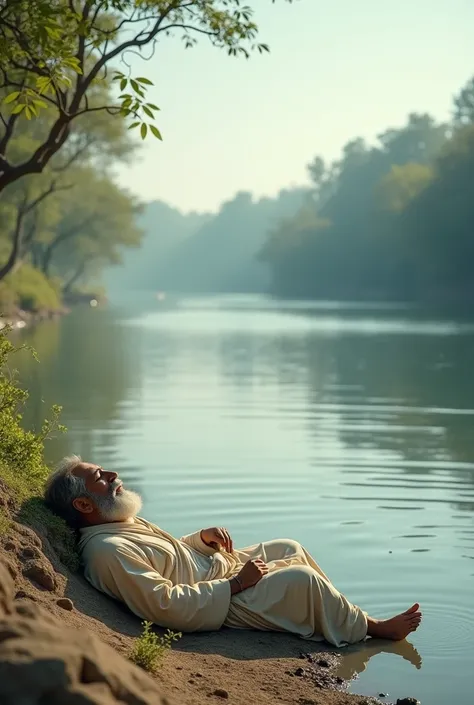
top-left (115, 0), bottom-right (474, 212)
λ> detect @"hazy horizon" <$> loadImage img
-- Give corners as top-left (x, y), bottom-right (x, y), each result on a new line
top-left (114, 0), bottom-right (473, 212)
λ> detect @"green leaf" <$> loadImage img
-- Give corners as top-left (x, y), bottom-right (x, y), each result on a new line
top-left (33, 99), bottom-right (48, 109)
top-left (11, 104), bottom-right (26, 115)
top-left (120, 78), bottom-right (127, 91)
top-left (150, 125), bottom-right (163, 141)
top-left (130, 79), bottom-right (140, 93)
top-left (142, 105), bottom-right (154, 118)
top-left (147, 104), bottom-right (160, 111)
top-left (128, 122), bottom-right (140, 130)
top-left (136, 77), bottom-right (153, 85)
top-left (24, 106), bottom-right (32, 120)
top-left (3, 92), bottom-right (21, 104)
top-left (140, 123), bottom-right (148, 140)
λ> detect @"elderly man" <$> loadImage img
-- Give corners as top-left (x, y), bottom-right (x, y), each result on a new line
top-left (44, 456), bottom-right (422, 646)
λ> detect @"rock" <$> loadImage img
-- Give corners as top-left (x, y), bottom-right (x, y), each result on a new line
top-left (379, 694), bottom-right (387, 698)
top-left (336, 677), bottom-right (344, 684)
top-left (396, 699), bottom-right (420, 705)
top-left (213, 689), bottom-right (229, 699)
top-left (20, 545), bottom-right (41, 560)
top-left (188, 679), bottom-right (195, 684)
top-left (57, 597), bottom-right (74, 611)
top-left (14, 590), bottom-right (37, 602)
top-left (0, 600), bottom-right (168, 705)
top-left (0, 561), bottom-right (14, 617)
top-left (12, 523), bottom-right (42, 548)
top-left (295, 667), bottom-right (305, 677)
top-left (3, 541), bottom-right (17, 552)
top-left (317, 658), bottom-right (329, 668)
top-left (22, 558), bottom-right (56, 591)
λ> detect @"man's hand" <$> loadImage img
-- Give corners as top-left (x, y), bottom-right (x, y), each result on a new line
top-left (200, 527), bottom-right (233, 553)
top-left (236, 559), bottom-right (269, 589)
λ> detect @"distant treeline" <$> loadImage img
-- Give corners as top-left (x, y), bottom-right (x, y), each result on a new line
top-left (106, 189), bottom-right (308, 295)
top-left (109, 75), bottom-right (474, 305)
top-left (261, 76), bottom-right (474, 304)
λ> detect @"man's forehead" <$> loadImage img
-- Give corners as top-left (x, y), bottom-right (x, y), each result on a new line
top-left (72, 463), bottom-right (100, 479)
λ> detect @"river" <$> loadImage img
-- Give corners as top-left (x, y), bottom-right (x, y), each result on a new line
top-left (14, 293), bottom-right (474, 705)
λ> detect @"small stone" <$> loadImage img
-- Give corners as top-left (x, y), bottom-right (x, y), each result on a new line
top-left (176, 666), bottom-right (183, 670)
top-left (295, 667), bottom-right (305, 677)
top-left (57, 597), bottom-right (74, 611)
top-left (396, 699), bottom-right (420, 705)
top-left (188, 679), bottom-right (195, 684)
top-left (318, 658), bottom-right (329, 668)
top-left (213, 689), bottom-right (229, 699)
top-left (22, 560), bottom-right (56, 591)
top-left (195, 672), bottom-right (203, 678)
top-left (3, 541), bottom-right (16, 552)
top-left (379, 694), bottom-right (387, 698)
top-left (336, 677), bottom-right (344, 684)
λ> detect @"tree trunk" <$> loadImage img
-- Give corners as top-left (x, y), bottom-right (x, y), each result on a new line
top-left (62, 259), bottom-right (89, 295)
top-left (0, 206), bottom-right (25, 281)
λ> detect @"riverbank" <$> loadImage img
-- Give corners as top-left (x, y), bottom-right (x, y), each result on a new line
top-left (0, 478), bottom-right (387, 705)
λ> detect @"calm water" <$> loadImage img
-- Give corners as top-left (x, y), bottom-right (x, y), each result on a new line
top-left (14, 294), bottom-right (474, 705)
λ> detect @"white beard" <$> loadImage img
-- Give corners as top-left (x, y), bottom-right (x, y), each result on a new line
top-left (94, 486), bottom-right (142, 523)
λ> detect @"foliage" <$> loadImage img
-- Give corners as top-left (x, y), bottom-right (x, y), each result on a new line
top-left (0, 0), bottom-right (294, 194)
top-left (0, 76), bottom-right (137, 283)
top-left (0, 328), bottom-right (76, 566)
top-left (262, 75), bottom-right (474, 304)
top-left (129, 621), bottom-right (181, 673)
top-left (0, 264), bottom-right (61, 313)
top-left (116, 189), bottom-right (308, 294)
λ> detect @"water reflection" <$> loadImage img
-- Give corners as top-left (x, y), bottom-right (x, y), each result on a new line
top-left (336, 639), bottom-right (423, 680)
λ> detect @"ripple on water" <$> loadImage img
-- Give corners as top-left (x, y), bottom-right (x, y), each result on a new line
top-left (412, 602), bottom-right (474, 658)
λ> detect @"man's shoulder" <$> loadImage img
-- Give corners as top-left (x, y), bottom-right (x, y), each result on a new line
top-left (80, 532), bottom-right (139, 559)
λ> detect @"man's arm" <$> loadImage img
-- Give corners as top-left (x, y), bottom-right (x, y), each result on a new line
top-left (87, 541), bottom-right (231, 632)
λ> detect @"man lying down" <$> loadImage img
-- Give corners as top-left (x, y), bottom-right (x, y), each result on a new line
top-left (44, 456), bottom-right (422, 647)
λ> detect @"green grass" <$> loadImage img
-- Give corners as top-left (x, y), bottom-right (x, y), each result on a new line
top-left (129, 621), bottom-right (181, 673)
top-left (0, 264), bottom-right (61, 314)
top-left (0, 329), bottom-right (78, 569)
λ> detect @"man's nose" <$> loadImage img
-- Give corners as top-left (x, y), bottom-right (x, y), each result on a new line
top-left (106, 471), bottom-right (118, 482)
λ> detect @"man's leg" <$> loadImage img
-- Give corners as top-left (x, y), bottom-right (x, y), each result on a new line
top-left (229, 540), bottom-right (422, 645)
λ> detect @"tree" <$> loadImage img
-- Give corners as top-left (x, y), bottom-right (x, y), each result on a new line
top-left (0, 76), bottom-right (133, 281)
top-left (0, 0), bottom-right (293, 194)
top-left (453, 75), bottom-right (474, 126)
top-left (376, 163), bottom-right (433, 214)
top-left (30, 167), bottom-right (142, 292)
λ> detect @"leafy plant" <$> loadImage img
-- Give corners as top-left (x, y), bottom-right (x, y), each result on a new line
top-left (0, 328), bottom-right (77, 567)
top-left (129, 621), bottom-right (181, 673)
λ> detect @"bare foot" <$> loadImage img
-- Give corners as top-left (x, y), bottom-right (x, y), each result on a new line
top-left (367, 604), bottom-right (422, 640)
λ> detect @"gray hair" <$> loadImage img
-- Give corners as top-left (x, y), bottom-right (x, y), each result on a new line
top-left (44, 455), bottom-right (88, 528)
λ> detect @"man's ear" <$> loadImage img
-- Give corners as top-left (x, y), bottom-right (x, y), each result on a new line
top-left (72, 497), bottom-right (94, 514)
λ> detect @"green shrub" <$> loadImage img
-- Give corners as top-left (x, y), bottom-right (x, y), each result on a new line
top-left (0, 328), bottom-right (77, 567)
top-left (129, 621), bottom-right (181, 673)
top-left (0, 265), bottom-right (61, 313)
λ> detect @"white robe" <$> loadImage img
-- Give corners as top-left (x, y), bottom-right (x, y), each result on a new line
top-left (78, 518), bottom-right (367, 647)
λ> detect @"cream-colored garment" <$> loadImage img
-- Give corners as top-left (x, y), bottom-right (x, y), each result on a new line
top-left (78, 518), bottom-right (367, 647)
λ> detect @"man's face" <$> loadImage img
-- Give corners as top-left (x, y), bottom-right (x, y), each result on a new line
top-left (71, 462), bottom-right (142, 524)
top-left (73, 462), bottom-right (122, 497)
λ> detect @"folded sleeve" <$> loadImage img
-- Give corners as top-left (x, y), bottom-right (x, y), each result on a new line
top-left (180, 530), bottom-right (218, 557)
top-left (85, 538), bottom-right (231, 632)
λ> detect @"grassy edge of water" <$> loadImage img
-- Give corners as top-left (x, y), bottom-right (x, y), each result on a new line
top-left (0, 328), bottom-right (78, 569)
